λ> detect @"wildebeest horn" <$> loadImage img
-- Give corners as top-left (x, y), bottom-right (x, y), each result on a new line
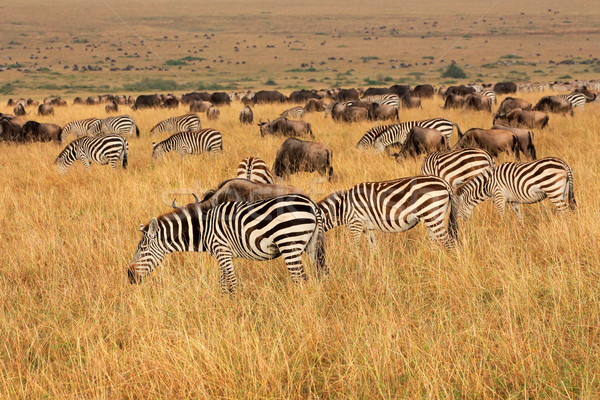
top-left (172, 199), bottom-right (177, 209)
top-left (192, 193), bottom-right (199, 203)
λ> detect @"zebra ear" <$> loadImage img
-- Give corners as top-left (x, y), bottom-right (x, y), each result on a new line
top-left (148, 218), bottom-right (159, 236)
top-left (152, 142), bottom-right (157, 148)
top-left (139, 224), bottom-right (144, 231)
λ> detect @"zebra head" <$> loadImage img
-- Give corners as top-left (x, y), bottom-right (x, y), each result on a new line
top-left (128, 218), bottom-right (167, 284)
top-left (55, 142), bottom-right (77, 174)
top-left (455, 171), bottom-right (493, 220)
top-left (151, 142), bottom-right (164, 159)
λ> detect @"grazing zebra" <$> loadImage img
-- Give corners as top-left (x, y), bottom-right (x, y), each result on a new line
top-left (421, 148), bottom-right (495, 190)
top-left (280, 106), bottom-right (305, 119)
top-left (555, 93), bottom-right (587, 110)
top-left (317, 176), bottom-right (458, 248)
top-left (91, 115), bottom-right (139, 137)
top-left (55, 135), bottom-right (128, 174)
top-left (128, 194), bottom-right (328, 292)
top-left (61, 118), bottom-right (101, 140)
top-left (481, 90), bottom-right (497, 105)
top-left (237, 156), bottom-right (274, 184)
top-left (361, 94), bottom-right (400, 107)
top-left (150, 113), bottom-right (201, 136)
top-left (456, 157), bottom-right (576, 221)
top-left (357, 118), bottom-right (461, 151)
top-left (152, 129), bottom-right (222, 159)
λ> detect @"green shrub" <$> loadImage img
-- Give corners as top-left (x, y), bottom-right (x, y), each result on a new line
top-left (441, 63), bottom-right (466, 79)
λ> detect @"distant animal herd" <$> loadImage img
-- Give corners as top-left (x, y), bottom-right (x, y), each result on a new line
top-left (1, 79), bottom-right (597, 292)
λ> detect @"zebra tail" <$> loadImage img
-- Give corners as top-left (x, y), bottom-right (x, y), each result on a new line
top-left (308, 123), bottom-right (315, 139)
top-left (326, 149), bottom-right (334, 181)
top-left (135, 125), bottom-right (140, 137)
top-left (121, 142), bottom-right (129, 169)
top-left (453, 123), bottom-right (463, 139)
top-left (512, 136), bottom-right (521, 161)
top-left (447, 186), bottom-right (460, 247)
top-left (527, 131), bottom-right (537, 160)
top-left (567, 164), bottom-right (576, 210)
top-left (306, 207), bottom-right (328, 278)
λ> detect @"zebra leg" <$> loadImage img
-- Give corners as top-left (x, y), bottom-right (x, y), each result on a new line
top-left (493, 191), bottom-right (507, 216)
top-left (544, 187), bottom-right (569, 213)
top-left (281, 249), bottom-right (307, 283)
top-left (419, 210), bottom-right (455, 248)
top-left (509, 203), bottom-right (524, 223)
top-left (215, 250), bottom-right (237, 293)
top-left (109, 157), bottom-right (118, 169)
top-left (365, 230), bottom-right (378, 249)
top-left (80, 155), bottom-right (91, 169)
top-left (348, 221), bottom-right (363, 247)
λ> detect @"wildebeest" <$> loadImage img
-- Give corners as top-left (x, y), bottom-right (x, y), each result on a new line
top-left (497, 97), bottom-right (532, 115)
top-left (162, 97), bottom-right (179, 109)
top-left (363, 87), bottom-right (392, 96)
top-left (206, 106), bottom-right (220, 120)
top-left (533, 96), bottom-right (573, 115)
top-left (395, 126), bottom-right (448, 158)
top-left (189, 100), bottom-right (213, 113)
top-left (259, 117), bottom-right (314, 138)
top-left (73, 97), bottom-right (84, 105)
top-left (13, 104), bottom-right (26, 116)
top-left (0, 118), bottom-right (22, 141)
top-left (210, 92), bottom-right (231, 106)
top-left (86, 96), bottom-right (100, 106)
top-left (132, 94), bottom-right (161, 109)
top-left (389, 84), bottom-right (411, 98)
top-left (304, 98), bottom-right (326, 112)
top-left (445, 85), bottom-right (476, 97)
top-left (51, 98), bottom-right (67, 107)
top-left (493, 82), bottom-right (517, 94)
top-left (335, 88), bottom-right (360, 101)
top-left (239, 105), bottom-right (254, 124)
top-left (326, 102), bottom-right (347, 121)
top-left (464, 94), bottom-right (492, 112)
top-left (493, 108), bottom-right (549, 130)
top-left (105, 101), bottom-right (118, 113)
top-left (491, 124), bottom-right (536, 160)
top-left (342, 106), bottom-right (368, 122)
top-left (180, 92), bottom-right (211, 104)
top-left (272, 138), bottom-right (333, 181)
top-left (252, 90), bottom-right (287, 104)
top-left (20, 121), bottom-right (62, 143)
top-left (573, 87), bottom-right (597, 102)
top-left (411, 84), bottom-right (435, 98)
top-left (367, 103), bottom-right (399, 121)
top-left (401, 95), bottom-right (422, 109)
top-left (288, 89), bottom-right (320, 103)
top-left (196, 178), bottom-right (302, 211)
top-left (38, 104), bottom-right (54, 116)
top-left (443, 94), bottom-right (465, 109)
top-left (454, 128), bottom-right (520, 160)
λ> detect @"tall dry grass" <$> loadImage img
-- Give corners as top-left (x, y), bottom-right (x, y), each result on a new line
top-left (1, 93), bottom-right (599, 398)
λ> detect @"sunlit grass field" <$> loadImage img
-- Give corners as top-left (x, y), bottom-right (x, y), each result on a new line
top-left (1, 93), bottom-right (599, 398)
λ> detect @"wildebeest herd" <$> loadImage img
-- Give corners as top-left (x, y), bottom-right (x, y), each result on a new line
top-left (2, 80), bottom-right (596, 292)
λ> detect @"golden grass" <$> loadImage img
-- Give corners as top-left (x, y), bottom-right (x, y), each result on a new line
top-left (1, 93), bottom-right (600, 398)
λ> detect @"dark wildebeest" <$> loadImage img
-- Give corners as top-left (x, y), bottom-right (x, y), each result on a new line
top-left (395, 126), bottom-right (448, 158)
top-left (38, 104), bottom-right (54, 116)
top-left (73, 97), bottom-right (84, 105)
top-left (491, 124), bottom-right (536, 160)
top-left (289, 89), bottom-right (320, 103)
top-left (335, 88), bottom-right (360, 101)
top-left (162, 97), bottom-right (179, 109)
top-left (326, 102), bottom-right (346, 121)
top-left (190, 100), bottom-right (213, 113)
top-left (363, 87), bottom-right (392, 96)
top-left (493, 82), bottom-right (517, 94)
top-left (493, 108), bottom-right (549, 130)
top-left (342, 106), bottom-right (368, 122)
top-left (573, 87), bottom-right (597, 102)
top-left (533, 96), bottom-right (573, 115)
top-left (0, 118), bottom-right (22, 141)
top-left (445, 85), bottom-right (476, 97)
top-left (464, 94), bottom-right (492, 112)
top-left (51, 98), bottom-right (67, 107)
top-left (252, 90), bottom-right (287, 104)
top-left (132, 94), bottom-right (161, 109)
top-left (86, 96), bottom-right (100, 105)
top-left (304, 98), bottom-right (326, 112)
top-left (27, 98), bottom-right (39, 106)
top-left (195, 179), bottom-right (303, 211)
top-left (105, 101), bottom-right (118, 113)
top-left (402, 95), bottom-right (422, 109)
top-left (210, 92), bottom-right (231, 106)
top-left (411, 84), bottom-right (435, 99)
top-left (443, 94), bottom-right (465, 109)
top-left (367, 103), bottom-right (399, 121)
top-left (454, 128), bottom-right (520, 160)
top-left (206, 106), bottom-right (220, 121)
top-left (239, 105), bottom-right (254, 124)
top-left (180, 92), bottom-right (211, 104)
top-left (259, 117), bottom-right (314, 138)
top-left (497, 97), bottom-right (532, 115)
top-left (389, 84), bottom-right (411, 98)
top-left (20, 121), bottom-right (62, 143)
top-left (272, 138), bottom-right (333, 181)
top-left (13, 104), bottom-right (26, 116)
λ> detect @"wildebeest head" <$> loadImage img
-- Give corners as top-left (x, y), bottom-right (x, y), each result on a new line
top-left (258, 119), bottom-right (272, 136)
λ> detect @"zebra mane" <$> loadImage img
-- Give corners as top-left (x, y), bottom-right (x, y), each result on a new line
top-left (317, 190), bottom-right (347, 205)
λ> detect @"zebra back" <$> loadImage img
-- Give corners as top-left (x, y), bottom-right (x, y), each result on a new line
top-left (94, 115), bottom-right (138, 137)
top-left (280, 106), bottom-right (305, 119)
top-left (373, 118), bottom-right (455, 151)
top-left (421, 148), bottom-right (495, 190)
top-left (56, 134), bottom-right (127, 173)
top-left (360, 94), bottom-right (400, 107)
top-left (152, 129), bottom-right (223, 159)
top-left (150, 113), bottom-right (201, 136)
top-left (236, 156), bottom-right (274, 184)
top-left (62, 118), bottom-right (101, 139)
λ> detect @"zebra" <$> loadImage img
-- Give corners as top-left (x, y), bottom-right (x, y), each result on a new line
top-left (128, 194), bottom-right (328, 292)
top-left (317, 176), bottom-right (459, 248)
top-left (150, 113), bottom-right (202, 136)
top-left (55, 135), bottom-right (128, 174)
top-left (481, 90), bottom-right (497, 105)
top-left (280, 106), bottom-right (305, 119)
top-left (237, 156), bottom-right (274, 184)
top-left (152, 128), bottom-right (222, 159)
top-left (420, 148), bottom-right (495, 190)
top-left (556, 93), bottom-right (587, 110)
top-left (91, 115), bottom-right (139, 137)
top-left (61, 118), bottom-right (101, 140)
top-left (456, 157), bottom-right (576, 221)
top-left (357, 118), bottom-right (461, 152)
top-left (360, 94), bottom-right (400, 107)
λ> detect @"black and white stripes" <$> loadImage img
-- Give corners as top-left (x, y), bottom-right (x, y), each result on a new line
top-left (128, 194), bottom-right (328, 292)
top-left (91, 115), bottom-right (139, 137)
top-left (237, 157), bottom-right (274, 184)
top-left (150, 113), bottom-right (202, 136)
top-left (152, 129), bottom-right (223, 159)
top-left (556, 93), bottom-right (587, 110)
top-left (55, 135), bottom-right (128, 174)
top-left (420, 148), bottom-right (495, 190)
top-left (61, 118), bottom-right (101, 140)
top-left (361, 94), bottom-right (400, 107)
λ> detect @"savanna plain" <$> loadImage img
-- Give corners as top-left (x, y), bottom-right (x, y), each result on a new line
top-left (2, 0), bottom-right (600, 399)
